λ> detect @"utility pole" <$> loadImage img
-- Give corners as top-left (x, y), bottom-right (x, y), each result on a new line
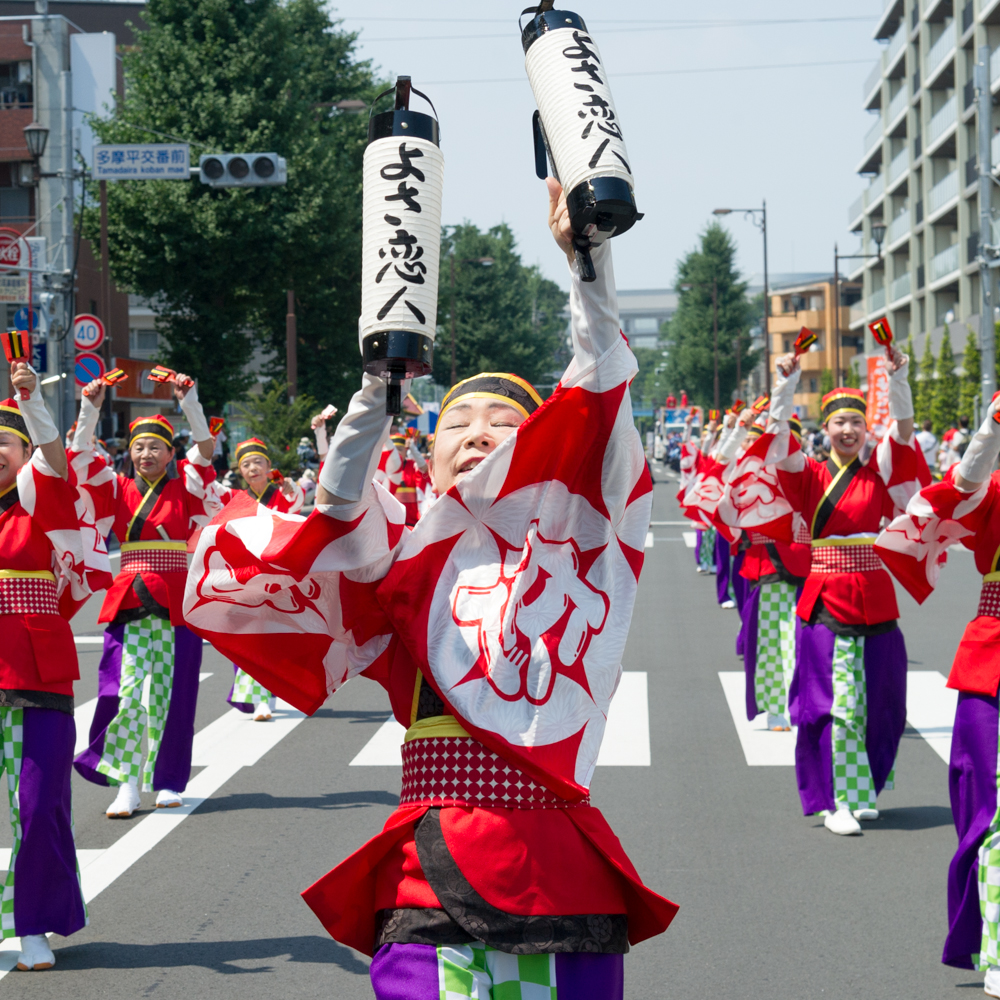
top-left (285, 289), bottom-right (297, 399)
top-left (977, 45), bottom-right (996, 406)
top-left (833, 245), bottom-right (841, 387)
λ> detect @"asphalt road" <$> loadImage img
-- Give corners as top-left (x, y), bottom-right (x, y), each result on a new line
top-left (2, 472), bottom-right (988, 999)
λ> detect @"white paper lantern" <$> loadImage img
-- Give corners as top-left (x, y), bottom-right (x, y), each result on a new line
top-left (360, 80), bottom-right (444, 402)
top-left (522, 10), bottom-right (640, 277)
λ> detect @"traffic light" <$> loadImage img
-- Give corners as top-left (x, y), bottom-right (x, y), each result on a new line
top-left (198, 153), bottom-right (287, 188)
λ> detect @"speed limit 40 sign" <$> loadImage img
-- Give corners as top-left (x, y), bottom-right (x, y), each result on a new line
top-left (73, 313), bottom-right (105, 352)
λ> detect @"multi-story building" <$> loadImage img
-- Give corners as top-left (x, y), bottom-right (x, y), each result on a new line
top-left (847, 0), bottom-right (1000, 377)
top-left (767, 276), bottom-right (863, 419)
top-left (617, 288), bottom-right (677, 350)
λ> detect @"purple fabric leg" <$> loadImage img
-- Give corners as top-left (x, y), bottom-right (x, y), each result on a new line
top-left (555, 952), bottom-right (625, 999)
top-left (14, 708), bottom-right (86, 937)
top-left (731, 551), bottom-right (749, 618)
top-left (370, 943), bottom-right (442, 1000)
top-left (153, 624), bottom-right (203, 793)
top-left (694, 529), bottom-right (703, 566)
top-left (791, 620), bottom-right (836, 815)
top-left (943, 690), bottom-right (1000, 969)
top-left (714, 532), bottom-right (731, 605)
top-left (73, 624), bottom-right (125, 786)
top-left (742, 585), bottom-right (761, 720)
top-left (226, 663), bottom-right (254, 714)
top-left (862, 628), bottom-right (908, 796)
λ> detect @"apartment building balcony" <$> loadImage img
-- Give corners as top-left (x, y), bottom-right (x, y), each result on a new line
top-left (859, 115), bottom-right (884, 173)
top-left (887, 148), bottom-right (909, 193)
top-left (889, 270), bottom-right (911, 305)
top-left (886, 84), bottom-right (908, 131)
top-left (864, 60), bottom-right (882, 110)
top-left (870, 286), bottom-right (887, 314)
top-left (984, 0), bottom-right (1000, 26)
top-left (865, 172), bottom-right (886, 214)
top-left (886, 209), bottom-right (911, 249)
top-left (849, 302), bottom-right (867, 330)
top-left (930, 243), bottom-right (961, 286)
top-left (925, 26), bottom-right (956, 88)
top-left (874, 0), bottom-right (904, 41)
top-left (924, 0), bottom-right (952, 20)
top-left (928, 169), bottom-right (959, 220)
top-left (966, 153), bottom-right (979, 189)
top-left (848, 193), bottom-right (864, 231)
top-left (963, 0), bottom-right (976, 35)
top-left (926, 95), bottom-right (958, 155)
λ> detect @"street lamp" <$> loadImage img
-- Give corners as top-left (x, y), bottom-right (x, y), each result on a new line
top-left (22, 121), bottom-right (48, 161)
top-left (679, 279), bottom-right (720, 408)
top-left (449, 254), bottom-right (494, 386)
top-left (833, 225), bottom-right (886, 387)
top-left (714, 201), bottom-right (769, 392)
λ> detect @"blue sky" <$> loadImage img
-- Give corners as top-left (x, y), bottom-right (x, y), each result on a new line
top-left (331, 1), bottom-right (880, 291)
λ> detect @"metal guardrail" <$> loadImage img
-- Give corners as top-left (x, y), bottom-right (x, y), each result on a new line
top-left (848, 194), bottom-right (863, 225)
top-left (889, 148), bottom-right (909, 185)
top-left (890, 271), bottom-right (911, 302)
top-left (866, 173), bottom-right (885, 206)
top-left (928, 169), bottom-right (958, 214)
top-left (870, 286), bottom-right (887, 312)
top-left (887, 209), bottom-right (911, 245)
top-left (864, 59), bottom-right (883, 101)
top-left (931, 243), bottom-right (960, 281)
top-left (925, 25), bottom-right (955, 80)
top-left (887, 84), bottom-right (908, 124)
top-left (864, 115), bottom-right (884, 156)
top-left (928, 95), bottom-right (957, 146)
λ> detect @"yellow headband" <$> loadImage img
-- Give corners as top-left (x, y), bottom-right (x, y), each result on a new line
top-left (439, 372), bottom-right (542, 423)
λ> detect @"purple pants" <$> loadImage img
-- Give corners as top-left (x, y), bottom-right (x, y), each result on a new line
top-left (369, 943), bottom-right (624, 999)
top-left (73, 621), bottom-right (203, 793)
top-left (694, 528), bottom-right (703, 566)
top-left (943, 690), bottom-right (1000, 969)
top-left (741, 584), bottom-right (761, 718)
top-left (9, 708), bottom-right (86, 937)
top-left (714, 531), bottom-right (731, 605)
top-left (789, 619), bottom-right (907, 815)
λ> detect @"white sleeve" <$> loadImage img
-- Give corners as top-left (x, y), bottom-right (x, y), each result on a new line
top-left (568, 242), bottom-right (620, 368)
top-left (313, 424), bottom-right (329, 460)
top-left (71, 392), bottom-right (102, 453)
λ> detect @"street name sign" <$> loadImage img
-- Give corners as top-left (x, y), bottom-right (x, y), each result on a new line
top-left (93, 144), bottom-right (190, 180)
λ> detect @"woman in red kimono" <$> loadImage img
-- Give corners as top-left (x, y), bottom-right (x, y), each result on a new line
top-left (182, 179), bottom-right (676, 999)
top-left (71, 375), bottom-right (217, 817)
top-left (766, 347), bottom-right (926, 836)
top-left (0, 363), bottom-right (111, 971)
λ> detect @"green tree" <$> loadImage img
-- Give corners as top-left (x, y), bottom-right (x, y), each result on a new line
top-left (915, 333), bottom-right (936, 427)
top-left (433, 223), bottom-right (567, 390)
top-left (844, 365), bottom-right (861, 390)
top-left (930, 325), bottom-right (959, 434)
top-left (819, 368), bottom-right (835, 397)
top-left (86, 0), bottom-right (381, 415)
top-left (629, 346), bottom-right (669, 410)
top-left (904, 335), bottom-right (919, 411)
top-left (958, 329), bottom-right (981, 424)
top-left (234, 383), bottom-right (318, 475)
top-left (663, 223), bottom-right (758, 407)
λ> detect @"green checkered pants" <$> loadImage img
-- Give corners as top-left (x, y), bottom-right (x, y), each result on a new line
top-left (698, 527), bottom-right (716, 572)
top-left (754, 581), bottom-right (796, 717)
top-left (977, 724), bottom-right (1000, 969)
top-left (97, 617), bottom-right (174, 793)
top-left (231, 667), bottom-right (271, 707)
top-left (831, 635), bottom-right (892, 811)
top-left (439, 943), bottom-right (556, 1000)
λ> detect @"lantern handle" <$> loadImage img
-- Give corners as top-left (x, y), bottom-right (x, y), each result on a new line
top-left (369, 76), bottom-right (440, 124)
top-left (518, 1), bottom-right (555, 33)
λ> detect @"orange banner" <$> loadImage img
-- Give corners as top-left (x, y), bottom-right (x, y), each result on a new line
top-left (866, 355), bottom-right (890, 441)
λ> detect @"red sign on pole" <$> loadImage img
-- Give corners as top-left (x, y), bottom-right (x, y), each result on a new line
top-left (0, 228), bottom-right (25, 270)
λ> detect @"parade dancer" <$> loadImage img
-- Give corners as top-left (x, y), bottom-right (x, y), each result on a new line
top-left (71, 375), bottom-right (218, 817)
top-left (875, 396), bottom-right (1000, 992)
top-left (213, 436), bottom-right (303, 720)
top-left (767, 348), bottom-right (926, 835)
top-left (183, 181), bottom-right (676, 998)
top-left (0, 365), bottom-right (111, 970)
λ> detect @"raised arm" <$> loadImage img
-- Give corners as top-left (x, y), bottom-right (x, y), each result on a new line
top-left (765, 354), bottom-right (804, 472)
top-left (954, 397), bottom-right (1000, 493)
top-left (173, 375), bottom-right (214, 462)
top-left (10, 362), bottom-right (66, 478)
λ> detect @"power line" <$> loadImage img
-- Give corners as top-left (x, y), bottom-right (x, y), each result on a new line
top-left (421, 58), bottom-right (873, 86)
top-left (358, 16), bottom-right (878, 43)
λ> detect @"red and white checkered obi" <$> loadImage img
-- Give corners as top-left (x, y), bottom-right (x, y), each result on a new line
top-left (0, 570), bottom-right (59, 615)
top-left (400, 734), bottom-right (589, 810)
top-left (979, 577), bottom-right (1000, 619)
top-left (810, 538), bottom-right (884, 575)
top-left (120, 542), bottom-right (188, 577)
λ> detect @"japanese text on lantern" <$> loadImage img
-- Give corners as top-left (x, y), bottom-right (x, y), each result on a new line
top-left (562, 30), bottom-right (630, 175)
top-left (375, 143), bottom-right (428, 325)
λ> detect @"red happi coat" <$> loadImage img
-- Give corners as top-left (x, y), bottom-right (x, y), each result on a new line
top-left (215, 479), bottom-right (304, 516)
top-left (393, 458), bottom-right (426, 527)
top-left (876, 470), bottom-right (1000, 694)
top-left (776, 425), bottom-right (929, 626)
top-left (182, 334), bottom-right (677, 955)
top-left (0, 452), bottom-right (113, 693)
top-left (74, 452), bottom-right (218, 626)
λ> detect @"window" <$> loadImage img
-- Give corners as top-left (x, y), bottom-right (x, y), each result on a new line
top-left (0, 63), bottom-right (32, 108)
top-left (0, 188), bottom-right (29, 222)
top-left (129, 328), bottom-right (158, 355)
top-left (632, 317), bottom-right (659, 334)
top-left (809, 377), bottom-right (818, 393)
top-left (783, 338), bottom-right (791, 352)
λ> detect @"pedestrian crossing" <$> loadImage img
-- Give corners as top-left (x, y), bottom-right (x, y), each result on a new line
top-left (719, 670), bottom-right (959, 766)
top-left (350, 671), bottom-right (651, 767)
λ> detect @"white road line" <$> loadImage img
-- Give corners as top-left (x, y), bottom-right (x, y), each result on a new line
top-left (351, 671), bottom-right (650, 767)
top-left (718, 672), bottom-right (796, 765)
top-left (73, 637), bottom-right (107, 644)
top-left (905, 670), bottom-right (957, 764)
top-left (682, 531), bottom-right (697, 549)
top-left (650, 521), bottom-right (698, 526)
top-left (73, 673), bottom-right (214, 756)
top-left (0, 696), bottom-right (305, 979)
top-left (644, 531), bottom-right (654, 549)
top-left (719, 670), bottom-right (959, 768)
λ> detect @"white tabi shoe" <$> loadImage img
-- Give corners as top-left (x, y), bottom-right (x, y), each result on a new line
top-left (824, 808), bottom-right (862, 836)
top-left (155, 789), bottom-right (183, 809)
top-left (720, 599), bottom-right (736, 609)
top-left (766, 713), bottom-right (791, 731)
top-left (984, 965), bottom-right (1000, 997)
top-left (106, 782), bottom-right (140, 818)
top-left (853, 808), bottom-right (880, 821)
top-left (253, 701), bottom-right (272, 722)
top-left (695, 567), bottom-right (707, 574)
top-left (16, 934), bottom-right (55, 971)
